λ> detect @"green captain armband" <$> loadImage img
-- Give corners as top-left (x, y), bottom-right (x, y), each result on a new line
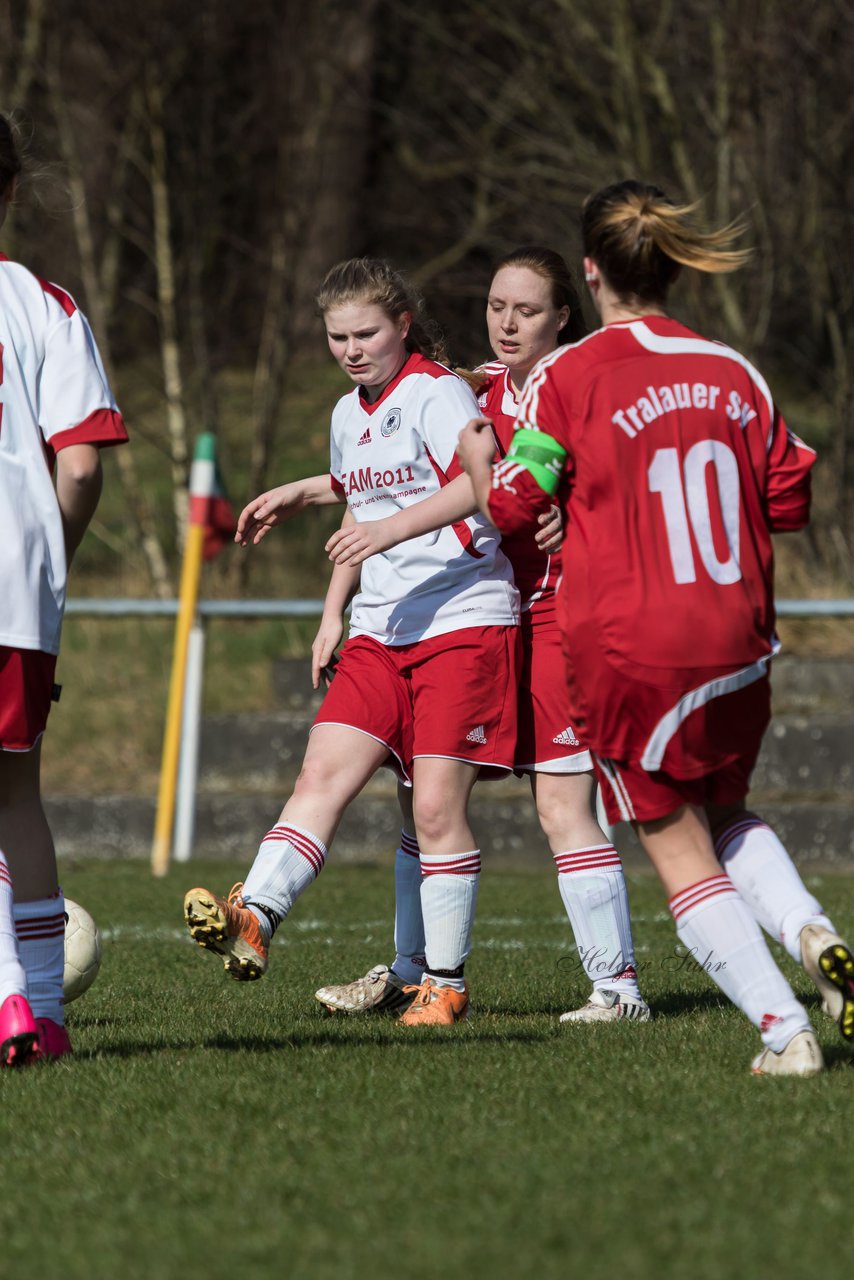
top-left (505, 427), bottom-right (567, 496)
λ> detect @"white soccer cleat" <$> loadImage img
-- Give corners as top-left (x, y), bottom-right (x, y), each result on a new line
top-left (559, 988), bottom-right (651, 1024)
top-left (799, 924), bottom-right (854, 1043)
top-left (315, 964), bottom-right (417, 1015)
top-left (751, 1029), bottom-right (824, 1078)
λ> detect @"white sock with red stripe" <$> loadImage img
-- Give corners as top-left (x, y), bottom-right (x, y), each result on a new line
top-left (13, 891), bottom-right (65, 1024)
top-left (669, 874), bottom-right (811, 1052)
top-left (0, 851), bottom-right (28, 1005)
top-left (420, 849), bottom-right (480, 993)
top-left (241, 822), bottom-right (327, 943)
top-left (393, 830), bottom-right (426, 985)
top-left (554, 845), bottom-right (642, 999)
top-left (715, 813), bottom-right (833, 962)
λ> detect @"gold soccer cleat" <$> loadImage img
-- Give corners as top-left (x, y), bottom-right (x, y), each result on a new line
top-left (183, 882), bottom-right (268, 981)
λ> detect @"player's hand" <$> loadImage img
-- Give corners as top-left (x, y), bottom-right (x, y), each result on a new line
top-left (535, 504), bottom-right (563, 551)
top-left (235, 483), bottom-right (305, 546)
top-left (456, 417), bottom-right (497, 474)
top-left (311, 614), bottom-right (344, 689)
top-left (325, 520), bottom-right (394, 566)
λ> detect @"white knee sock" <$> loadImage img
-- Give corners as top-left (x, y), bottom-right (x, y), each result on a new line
top-left (14, 891), bottom-right (65, 1024)
top-left (0, 851), bottom-right (27, 1006)
top-left (669, 875), bottom-right (811, 1052)
top-left (393, 831), bottom-right (426, 985)
top-left (242, 822), bottom-right (327, 942)
top-left (554, 845), bottom-right (642, 999)
top-left (715, 814), bottom-right (833, 962)
top-left (420, 849), bottom-right (480, 992)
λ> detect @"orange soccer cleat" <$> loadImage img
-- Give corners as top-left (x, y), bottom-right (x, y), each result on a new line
top-left (398, 977), bottom-right (470, 1026)
top-left (183, 882), bottom-right (268, 981)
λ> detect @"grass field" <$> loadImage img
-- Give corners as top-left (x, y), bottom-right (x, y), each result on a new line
top-left (2, 862), bottom-right (853, 1280)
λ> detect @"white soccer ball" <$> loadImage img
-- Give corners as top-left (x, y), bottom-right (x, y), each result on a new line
top-left (64, 899), bottom-right (102, 1004)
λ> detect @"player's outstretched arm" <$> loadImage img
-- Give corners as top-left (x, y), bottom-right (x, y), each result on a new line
top-left (312, 512), bottom-right (360, 688)
top-left (325, 471), bottom-right (481, 567)
top-left (55, 444), bottom-right (103, 567)
top-left (236, 474), bottom-right (345, 547)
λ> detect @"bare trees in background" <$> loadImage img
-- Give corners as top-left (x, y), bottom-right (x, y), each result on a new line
top-left (373, 0), bottom-right (854, 577)
top-left (0, 0), bottom-right (851, 586)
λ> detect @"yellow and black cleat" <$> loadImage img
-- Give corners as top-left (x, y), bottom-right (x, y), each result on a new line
top-left (818, 943), bottom-right (854, 1042)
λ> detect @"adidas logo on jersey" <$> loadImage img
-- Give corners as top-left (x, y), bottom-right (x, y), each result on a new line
top-left (553, 726), bottom-right (579, 746)
top-left (357, 427), bottom-right (371, 446)
top-left (465, 725), bottom-right (487, 744)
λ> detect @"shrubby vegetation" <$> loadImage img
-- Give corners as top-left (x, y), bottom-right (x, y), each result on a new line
top-left (1, 0), bottom-right (851, 594)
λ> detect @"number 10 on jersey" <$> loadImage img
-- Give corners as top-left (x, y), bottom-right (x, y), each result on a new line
top-left (648, 439), bottom-right (742, 586)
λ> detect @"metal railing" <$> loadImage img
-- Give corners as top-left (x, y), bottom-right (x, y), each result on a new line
top-left (65, 598), bottom-right (854, 619)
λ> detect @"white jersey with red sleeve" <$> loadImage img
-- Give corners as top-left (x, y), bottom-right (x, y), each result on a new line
top-left (476, 361), bottom-right (561, 615)
top-left (491, 315), bottom-right (815, 683)
top-left (0, 254), bottom-right (128, 654)
top-left (329, 352), bottom-right (518, 645)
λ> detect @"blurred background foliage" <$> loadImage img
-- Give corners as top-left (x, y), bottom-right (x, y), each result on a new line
top-left (1, 0), bottom-right (852, 602)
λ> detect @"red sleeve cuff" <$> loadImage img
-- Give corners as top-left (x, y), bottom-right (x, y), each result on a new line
top-left (49, 408), bottom-right (129, 452)
top-left (487, 463), bottom-right (553, 534)
top-left (330, 474), bottom-right (346, 497)
top-left (767, 497), bottom-right (812, 532)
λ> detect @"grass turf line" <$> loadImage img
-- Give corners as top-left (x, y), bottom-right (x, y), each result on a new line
top-left (1, 862), bottom-right (852, 1280)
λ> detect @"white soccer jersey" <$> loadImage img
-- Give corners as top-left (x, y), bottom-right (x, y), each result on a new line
top-left (0, 254), bottom-right (127, 654)
top-left (329, 352), bottom-right (518, 644)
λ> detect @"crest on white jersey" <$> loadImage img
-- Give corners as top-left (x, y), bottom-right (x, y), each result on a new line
top-left (553, 726), bottom-right (579, 746)
top-left (465, 724), bottom-right (487, 744)
top-left (381, 408), bottom-right (402, 437)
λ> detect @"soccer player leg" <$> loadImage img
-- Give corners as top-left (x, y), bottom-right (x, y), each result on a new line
top-left (530, 771), bottom-right (647, 1022)
top-left (518, 624), bottom-right (647, 1020)
top-left (0, 846), bottom-right (27, 1004)
top-left (186, 639), bottom-right (409, 980)
top-left (638, 802), bottom-right (821, 1076)
top-left (186, 725), bottom-right (387, 981)
top-left (398, 625), bottom-right (518, 1025)
top-left (0, 846), bottom-right (37, 1066)
top-left (0, 723), bottom-right (66, 1061)
top-left (314, 781), bottom-right (424, 1015)
top-left (403, 756), bottom-right (480, 1026)
top-left (698, 678), bottom-right (830, 955)
top-left (711, 800), bottom-right (854, 1043)
top-left (392, 781), bottom-right (426, 984)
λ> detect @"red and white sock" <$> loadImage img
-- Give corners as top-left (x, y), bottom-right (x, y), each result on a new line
top-left (554, 844), bottom-right (642, 999)
top-left (420, 849), bottom-right (480, 992)
top-left (242, 822), bottom-right (327, 942)
top-left (669, 874), bottom-right (811, 1052)
top-left (13, 891), bottom-right (65, 1024)
top-left (0, 850), bottom-right (28, 1006)
top-left (715, 814), bottom-right (833, 962)
top-left (393, 830), bottom-right (426, 985)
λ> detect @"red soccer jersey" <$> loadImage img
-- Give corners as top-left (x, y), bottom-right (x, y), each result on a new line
top-left (476, 361), bottom-right (561, 614)
top-left (489, 317), bottom-right (815, 687)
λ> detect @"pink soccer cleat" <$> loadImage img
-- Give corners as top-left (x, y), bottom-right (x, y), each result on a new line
top-left (0, 993), bottom-right (39, 1067)
top-left (36, 1017), bottom-right (73, 1060)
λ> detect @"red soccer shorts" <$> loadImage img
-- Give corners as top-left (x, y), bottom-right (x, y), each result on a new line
top-left (312, 626), bottom-right (520, 782)
top-left (0, 647), bottom-right (58, 751)
top-left (515, 611), bottom-right (592, 774)
top-left (593, 675), bottom-right (770, 824)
